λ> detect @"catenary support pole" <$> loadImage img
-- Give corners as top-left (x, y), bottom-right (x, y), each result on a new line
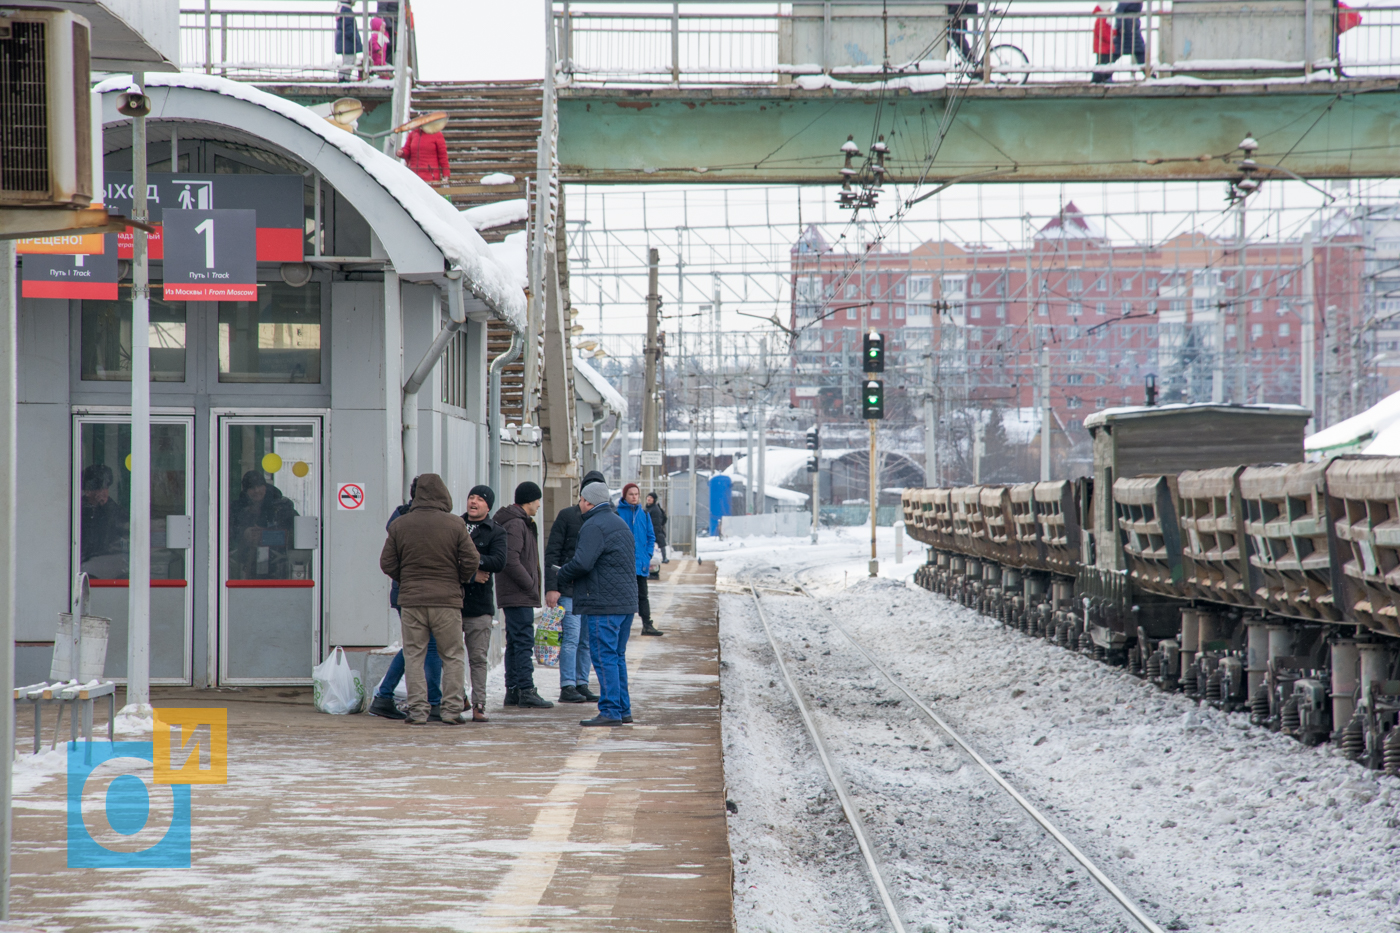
top-left (1039, 345), bottom-right (1051, 482)
top-left (641, 248), bottom-right (660, 488)
top-left (127, 73), bottom-right (152, 713)
top-left (1301, 231), bottom-right (1316, 431)
top-left (689, 374), bottom-right (699, 556)
top-left (1, 239), bottom-right (18, 919)
top-left (757, 338), bottom-right (767, 514)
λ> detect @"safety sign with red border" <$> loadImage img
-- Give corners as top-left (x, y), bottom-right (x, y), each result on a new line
top-left (336, 483), bottom-right (366, 511)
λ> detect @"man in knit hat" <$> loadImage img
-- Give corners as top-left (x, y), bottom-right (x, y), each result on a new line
top-left (496, 480), bottom-right (551, 708)
top-left (558, 481), bottom-right (640, 726)
top-left (545, 470), bottom-right (607, 704)
top-left (460, 484), bottom-right (507, 720)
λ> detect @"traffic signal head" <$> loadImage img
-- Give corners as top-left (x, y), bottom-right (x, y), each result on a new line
top-left (863, 331), bottom-right (885, 373)
top-left (805, 427), bottom-right (820, 450)
top-left (806, 455), bottom-right (819, 473)
top-left (862, 380), bottom-right (885, 420)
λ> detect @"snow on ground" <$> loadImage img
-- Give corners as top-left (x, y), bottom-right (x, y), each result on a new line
top-left (712, 529), bottom-right (1400, 933)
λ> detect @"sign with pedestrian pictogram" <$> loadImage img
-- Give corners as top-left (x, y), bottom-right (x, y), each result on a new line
top-left (161, 209), bottom-right (258, 301)
top-left (105, 173), bottom-right (305, 261)
top-left (336, 483), bottom-right (366, 511)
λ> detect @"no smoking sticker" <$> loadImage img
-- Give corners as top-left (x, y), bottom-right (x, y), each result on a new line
top-left (336, 483), bottom-right (365, 511)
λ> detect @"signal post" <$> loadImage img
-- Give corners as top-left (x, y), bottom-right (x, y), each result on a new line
top-left (863, 331), bottom-right (885, 576)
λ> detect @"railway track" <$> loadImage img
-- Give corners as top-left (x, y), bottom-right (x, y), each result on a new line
top-left (741, 574), bottom-right (1169, 933)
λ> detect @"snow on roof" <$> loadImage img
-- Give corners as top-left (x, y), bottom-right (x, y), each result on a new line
top-left (461, 198), bottom-right (529, 232)
top-left (1308, 390), bottom-right (1400, 454)
top-left (574, 354), bottom-right (627, 415)
top-left (1034, 202), bottom-right (1106, 241)
top-left (1362, 420), bottom-right (1400, 456)
top-left (488, 231), bottom-right (527, 289)
top-left (1084, 402), bottom-right (1311, 430)
top-left (97, 73), bottom-right (526, 330)
top-left (723, 447), bottom-right (814, 490)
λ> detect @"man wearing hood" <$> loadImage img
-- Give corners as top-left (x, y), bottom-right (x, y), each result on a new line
top-left (379, 473), bottom-right (479, 725)
top-left (545, 470), bottom-right (606, 704)
top-left (618, 482), bottom-right (663, 636)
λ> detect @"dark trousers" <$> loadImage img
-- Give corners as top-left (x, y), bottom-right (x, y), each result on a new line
top-left (637, 575), bottom-right (651, 623)
top-left (1092, 51), bottom-right (1114, 83)
top-left (1112, 3), bottom-right (1145, 64)
top-left (503, 606), bottom-right (536, 692)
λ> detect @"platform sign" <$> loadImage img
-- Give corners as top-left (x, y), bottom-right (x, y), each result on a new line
top-left (21, 234), bottom-right (118, 299)
top-left (17, 233), bottom-right (105, 255)
top-left (105, 173), bottom-right (304, 261)
top-left (640, 450), bottom-right (663, 467)
top-left (336, 482), bottom-right (366, 511)
top-left (161, 210), bottom-right (257, 301)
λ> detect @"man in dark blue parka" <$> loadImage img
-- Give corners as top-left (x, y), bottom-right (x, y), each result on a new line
top-left (556, 481), bottom-right (639, 726)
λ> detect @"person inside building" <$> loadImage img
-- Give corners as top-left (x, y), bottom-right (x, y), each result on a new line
top-left (461, 484), bottom-right (507, 722)
top-left (229, 469), bottom-right (298, 580)
top-left (398, 114), bottom-right (450, 187)
top-left (645, 491), bottom-right (668, 565)
top-left (497, 481), bottom-right (552, 708)
top-left (556, 481), bottom-right (639, 726)
top-left (80, 463), bottom-right (126, 576)
top-left (618, 483), bottom-right (663, 636)
top-left (378, 473), bottom-right (479, 726)
top-left (545, 470), bottom-right (607, 705)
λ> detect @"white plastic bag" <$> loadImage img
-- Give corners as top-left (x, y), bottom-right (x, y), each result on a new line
top-left (313, 647), bottom-right (366, 714)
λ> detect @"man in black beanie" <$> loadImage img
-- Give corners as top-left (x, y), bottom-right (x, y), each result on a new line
top-left (496, 480), bottom-right (551, 708)
top-left (460, 484), bottom-right (507, 721)
top-left (545, 470), bottom-right (606, 704)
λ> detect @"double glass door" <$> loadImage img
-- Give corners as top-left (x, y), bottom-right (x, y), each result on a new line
top-left (218, 416), bottom-right (322, 684)
top-left (74, 415), bottom-right (194, 684)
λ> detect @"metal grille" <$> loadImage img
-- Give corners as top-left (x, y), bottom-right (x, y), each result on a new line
top-left (0, 20), bottom-right (50, 194)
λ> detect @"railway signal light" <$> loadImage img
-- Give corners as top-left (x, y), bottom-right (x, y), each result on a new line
top-left (862, 380), bottom-right (885, 420)
top-left (805, 426), bottom-right (820, 450)
top-left (863, 331), bottom-right (885, 373)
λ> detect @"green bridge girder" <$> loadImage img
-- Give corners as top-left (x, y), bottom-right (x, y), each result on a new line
top-left (557, 79), bottom-right (1400, 185)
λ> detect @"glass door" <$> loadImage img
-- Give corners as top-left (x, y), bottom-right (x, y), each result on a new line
top-left (218, 417), bottom-right (322, 684)
top-left (73, 415), bottom-right (194, 684)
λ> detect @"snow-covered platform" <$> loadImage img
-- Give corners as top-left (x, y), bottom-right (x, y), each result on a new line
top-left (10, 561), bottom-right (733, 932)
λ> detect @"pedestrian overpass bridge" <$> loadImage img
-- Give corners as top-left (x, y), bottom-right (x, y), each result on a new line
top-left (553, 1), bottom-right (1400, 185)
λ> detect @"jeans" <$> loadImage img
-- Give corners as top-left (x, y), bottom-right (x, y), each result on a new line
top-left (557, 596), bottom-right (592, 688)
top-left (401, 607), bottom-right (466, 722)
top-left (636, 575), bottom-right (651, 623)
top-left (587, 613), bottom-right (632, 720)
top-left (503, 605), bottom-right (536, 692)
top-left (376, 634), bottom-right (442, 706)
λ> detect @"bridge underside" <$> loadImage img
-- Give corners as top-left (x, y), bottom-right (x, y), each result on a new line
top-left (558, 80), bottom-right (1400, 185)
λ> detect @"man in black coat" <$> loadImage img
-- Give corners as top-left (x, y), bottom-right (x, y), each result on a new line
top-left (462, 485), bottom-right (507, 721)
top-left (545, 469), bottom-right (606, 704)
top-left (645, 492), bottom-right (668, 565)
top-left (557, 482), bottom-right (639, 727)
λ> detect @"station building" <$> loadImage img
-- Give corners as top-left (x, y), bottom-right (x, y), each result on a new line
top-left (14, 75), bottom-right (527, 687)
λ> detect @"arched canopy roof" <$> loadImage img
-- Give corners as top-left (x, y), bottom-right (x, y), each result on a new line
top-left (95, 73), bottom-right (525, 330)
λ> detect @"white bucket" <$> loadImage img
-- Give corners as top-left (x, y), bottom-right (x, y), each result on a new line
top-left (50, 613), bottom-right (111, 682)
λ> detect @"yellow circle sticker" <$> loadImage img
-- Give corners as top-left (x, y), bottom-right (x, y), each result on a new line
top-left (261, 452), bottom-right (284, 473)
top-left (292, 461), bottom-right (310, 478)
top-left (124, 454), bottom-right (132, 471)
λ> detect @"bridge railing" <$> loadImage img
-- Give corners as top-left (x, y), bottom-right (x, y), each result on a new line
top-left (178, 2), bottom-right (417, 83)
top-left (553, 0), bottom-right (1400, 86)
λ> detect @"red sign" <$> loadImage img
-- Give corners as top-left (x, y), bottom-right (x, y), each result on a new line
top-left (337, 483), bottom-right (365, 511)
top-left (20, 234), bottom-right (118, 300)
top-left (117, 226), bottom-right (303, 262)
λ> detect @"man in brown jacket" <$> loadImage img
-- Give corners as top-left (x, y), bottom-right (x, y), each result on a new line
top-left (379, 473), bottom-right (479, 725)
top-left (495, 481), bottom-right (552, 708)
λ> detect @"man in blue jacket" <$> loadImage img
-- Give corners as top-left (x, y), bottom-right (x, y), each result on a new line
top-left (618, 482), bottom-right (663, 636)
top-left (557, 482), bottom-right (639, 726)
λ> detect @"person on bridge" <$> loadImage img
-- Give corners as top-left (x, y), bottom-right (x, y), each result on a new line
top-left (546, 470), bottom-right (607, 705)
top-left (557, 482), bottom-right (640, 726)
top-left (461, 485), bottom-right (507, 722)
top-left (646, 492), bottom-right (669, 565)
top-left (398, 118), bottom-right (450, 186)
top-left (1091, 6), bottom-right (1117, 83)
top-left (1111, 1), bottom-right (1146, 71)
top-left (378, 473), bottom-right (479, 725)
top-left (497, 481), bottom-right (553, 709)
top-left (619, 483), bottom-right (663, 636)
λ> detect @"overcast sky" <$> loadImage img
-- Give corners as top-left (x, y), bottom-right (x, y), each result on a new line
top-left (416, 2), bottom-right (544, 81)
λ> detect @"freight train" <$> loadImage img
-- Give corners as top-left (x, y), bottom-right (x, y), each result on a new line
top-left (902, 403), bottom-right (1400, 775)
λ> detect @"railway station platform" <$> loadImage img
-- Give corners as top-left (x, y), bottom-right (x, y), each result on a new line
top-left (9, 561), bottom-right (732, 932)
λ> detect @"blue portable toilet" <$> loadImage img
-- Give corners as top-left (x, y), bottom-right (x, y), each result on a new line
top-left (708, 474), bottom-right (733, 536)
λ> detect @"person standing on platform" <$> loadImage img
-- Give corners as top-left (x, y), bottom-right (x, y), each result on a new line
top-left (618, 483), bottom-right (663, 636)
top-left (546, 470), bottom-right (607, 705)
top-left (461, 485), bottom-right (507, 722)
top-left (646, 492), bottom-right (669, 565)
top-left (557, 482), bottom-right (639, 726)
top-left (378, 473), bottom-right (478, 726)
top-left (496, 481), bottom-right (552, 708)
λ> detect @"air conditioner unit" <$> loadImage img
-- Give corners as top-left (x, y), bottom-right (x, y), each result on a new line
top-left (0, 8), bottom-right (93, 208)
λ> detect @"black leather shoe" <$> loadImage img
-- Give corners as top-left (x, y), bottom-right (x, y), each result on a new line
top-left (580, 715), bottom-right (624, 727)
top-left (518, 688), bottom-right (555, 709)
top-left (368, 695), bottom-right (407, 720)
top-left (504, 688), bottom-right (520, 707)
top-left (641, 621), bottom-right (664, 636)
top-left (428, 705), bottom-right (442, 721)
top-left (622, 714), bottom-right (633, 724)
top-left (576, 684), bottom-right (599, 702)
top-left (558, 685), bottom-right (586, 703)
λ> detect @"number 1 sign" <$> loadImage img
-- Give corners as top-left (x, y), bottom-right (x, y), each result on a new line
top-left (162, 209), bottom-right (258, 301)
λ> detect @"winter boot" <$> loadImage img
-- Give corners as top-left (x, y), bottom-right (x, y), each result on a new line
top-left (472, 706), bottom-right (490, 722)
top-left (504, 687), bottom-right (521, 707)
top-left (576, 683), bottom-right (599, 702)
top-left (368, 695), bottom-right (407, 720)
top-left (518, 688), bottom-right (555, 709)
top-left (428, 705), bottom-right (442, 722)
top-left (641, 619), bottom-right (664, 636)
top-left (559, 685), bottom-right (586, 703)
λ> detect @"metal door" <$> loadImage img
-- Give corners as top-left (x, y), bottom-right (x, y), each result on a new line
top-left (217, 416), bottom-right (322, 684)
top-left (73, 415), bottom-right (195, 684)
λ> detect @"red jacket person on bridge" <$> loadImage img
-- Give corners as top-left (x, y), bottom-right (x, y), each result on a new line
top-left (398, 123), bottom-right (450, 185)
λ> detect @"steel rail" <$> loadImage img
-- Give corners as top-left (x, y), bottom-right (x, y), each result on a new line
top-left (794, 582), bottom-right (1169, 933)
top-left (746, 585), bottom-right (908, 933)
